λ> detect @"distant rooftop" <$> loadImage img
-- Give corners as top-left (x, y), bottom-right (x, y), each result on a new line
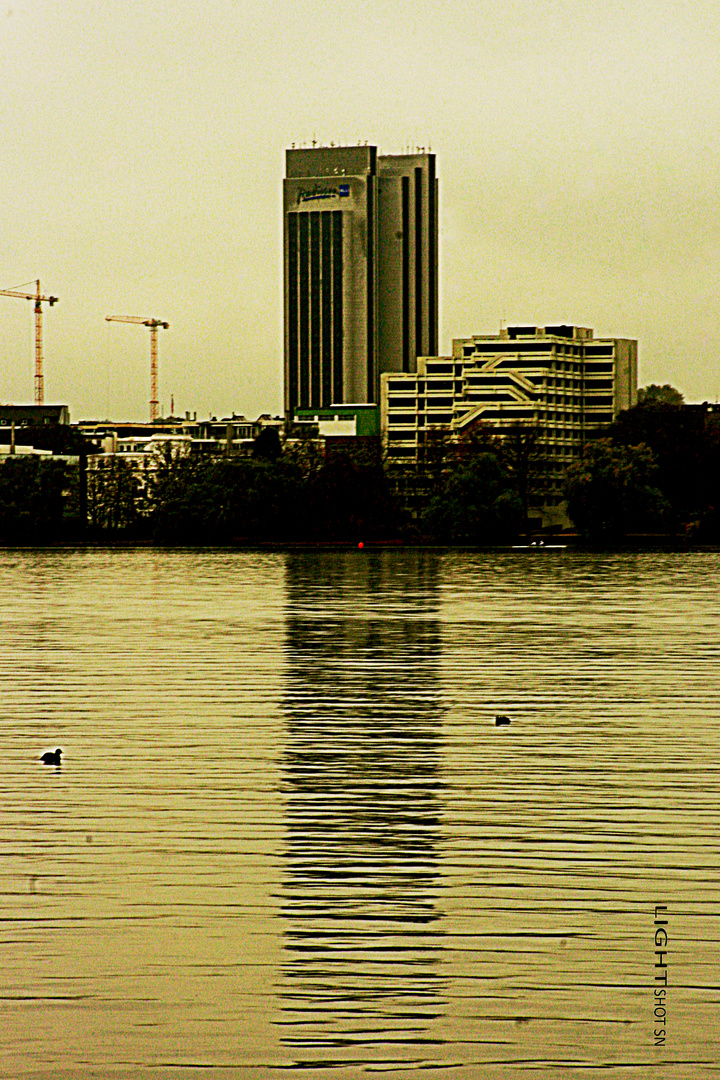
top-left (501, 325), bottom-right (594, 341)
top-left (0, 404), bottom-right (70, 425)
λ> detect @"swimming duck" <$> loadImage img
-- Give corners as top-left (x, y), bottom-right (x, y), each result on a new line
top-left (40, 748), bottom-right (62, 766)
top-left (495, 715), bottom-right (511, 726)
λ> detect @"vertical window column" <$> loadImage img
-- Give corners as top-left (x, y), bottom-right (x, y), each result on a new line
top-left (310, 212), bottom-right (321, 406)
top-left (332, 211), bottom-right (343, 405)
top-left (428, 159), bottom-right (437, 355)
top-left (321, 211), bottom-right (333, 408)
top-left (414, 166), bottom-right (423, 360)
top-left (298, 213), bottom-right (310, 409)
top-left (402, 175), bottom-right (410, 372)
top-left (287, 213), bottom-right (299, 413)
top-left (366, 182), bottom-right (375, 402)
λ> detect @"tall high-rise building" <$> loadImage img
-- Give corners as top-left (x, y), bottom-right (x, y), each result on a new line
top-left (283, 145), bottom-right (438, 418)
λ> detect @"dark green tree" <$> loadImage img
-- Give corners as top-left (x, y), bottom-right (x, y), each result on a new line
top-left (148, 452), bottom-right (306, 542)
top-left (0, 457), bottom-right (69, 542)
top-left (302, 451), bottom-right (401, 541)
top-left (637, 384), bottom-right (684, 407)
top-left (498, 423), bottom-right (544, 524)
top-left (420, 447), bottom-right (523, 543)
top-left (565, 439), bottom-right (669, 540)
top-left (610, 398), bottom-right (716, 526)
top-left (252, 426), bottom-right (282, 462)
top-left (87, 457), bottom-right (144, 533)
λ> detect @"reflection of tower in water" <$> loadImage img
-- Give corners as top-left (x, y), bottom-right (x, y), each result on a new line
top-left (278, 552), bottom-right (447, 1073)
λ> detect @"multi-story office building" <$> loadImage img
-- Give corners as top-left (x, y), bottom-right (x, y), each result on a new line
top-left (283, 145), bottom-right (438, 418)
top-left (380, 324), bottom-right (638, 505)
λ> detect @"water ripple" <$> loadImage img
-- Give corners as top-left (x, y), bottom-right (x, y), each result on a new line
top-left (1, 549), bottom-right (719, 1078)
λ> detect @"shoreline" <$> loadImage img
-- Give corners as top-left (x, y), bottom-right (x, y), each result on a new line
top-left (0, 535), bottom-right (717, 554)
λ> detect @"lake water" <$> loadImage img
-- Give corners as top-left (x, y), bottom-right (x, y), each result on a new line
top-left (1, 547), bottom-right (719, 1079)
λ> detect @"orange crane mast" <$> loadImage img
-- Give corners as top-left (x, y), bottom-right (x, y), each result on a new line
top-left (105, 315), bottom-right (169, 422)
top-left (0, 280), bottom-right (58, 405)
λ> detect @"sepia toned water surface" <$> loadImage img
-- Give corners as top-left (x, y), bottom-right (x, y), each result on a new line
top-left (1, 547), bottom-right (719, 1078)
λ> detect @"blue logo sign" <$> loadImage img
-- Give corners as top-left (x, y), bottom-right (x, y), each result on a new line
top-left (297, 184), bottom-right (351, 205)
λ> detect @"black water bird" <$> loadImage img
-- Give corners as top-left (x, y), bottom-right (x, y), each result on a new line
top-left (40, 748), bottom-right (62, 766)
top-left (495, 715), bottom-right (511, 726)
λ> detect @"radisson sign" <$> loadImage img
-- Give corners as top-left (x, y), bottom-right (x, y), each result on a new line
top-left (297, 183), bottom-right (350, 204)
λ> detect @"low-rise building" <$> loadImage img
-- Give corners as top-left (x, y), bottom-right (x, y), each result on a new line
top-left (79, 414), bottom-right (284, 461)
top-left (292, 404), bottom-right (380, 438)
top-left (0, 404), bottom-right (70, 426)
top-left (287, 405), bottom-right (381, 463)
top-left (381, 324), bottom-right (637, 507)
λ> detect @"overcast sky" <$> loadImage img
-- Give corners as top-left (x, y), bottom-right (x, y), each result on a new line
top-left (2, 0), bottom-right (719, 420)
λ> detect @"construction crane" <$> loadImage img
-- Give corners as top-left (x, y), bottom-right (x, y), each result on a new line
top-left (0, 280), bottom-right (58, 405)
top-left (105, 315), bottom-right (169, 422)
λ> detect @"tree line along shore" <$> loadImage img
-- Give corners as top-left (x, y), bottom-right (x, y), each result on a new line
top-left (1, 386), bottom-right (718, 547)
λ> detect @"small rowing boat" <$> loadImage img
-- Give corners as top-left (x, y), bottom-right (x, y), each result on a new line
top-left (511, 542), bottom-right (567, 550)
